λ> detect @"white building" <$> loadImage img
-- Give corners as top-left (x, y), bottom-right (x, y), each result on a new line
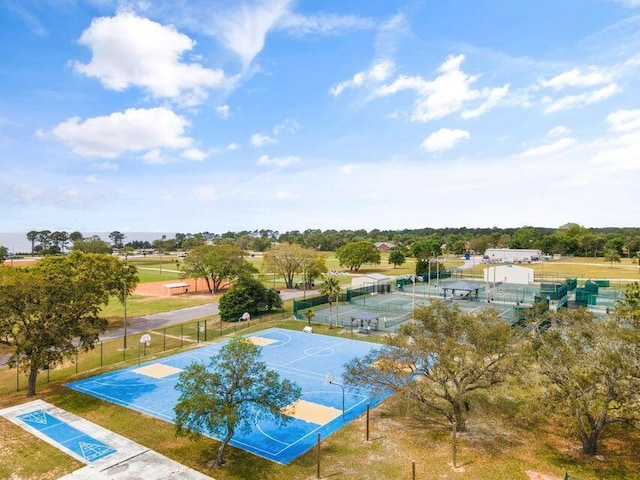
top-left (351, 273), bottom-right (391, 289)
top-left (484, 248), bottom-right (541, 263)
top-left (484, 264), bottom-right (534, 285)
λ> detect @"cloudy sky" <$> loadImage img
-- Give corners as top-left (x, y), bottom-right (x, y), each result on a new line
top-left (1, 0), bottom-right (640, 234)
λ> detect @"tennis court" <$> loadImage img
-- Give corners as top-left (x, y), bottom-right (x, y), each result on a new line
top-left (66, 328), bottom-right (388, 464)
top-left (307, 290), bottom-right (520, 328)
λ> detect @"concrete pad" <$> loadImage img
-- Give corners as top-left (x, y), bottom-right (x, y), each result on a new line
top-left (1, 400), bottom-right (214, 480)
top-left (281, 399), bottom-right (341, 425)
top-left (246, 336), bottom-right (278, 347)
top-left (133, 363), bottom-right (183, 379)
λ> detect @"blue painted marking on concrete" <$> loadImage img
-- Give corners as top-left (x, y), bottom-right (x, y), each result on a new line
top-left (17, 410), bottom-right (116, 462)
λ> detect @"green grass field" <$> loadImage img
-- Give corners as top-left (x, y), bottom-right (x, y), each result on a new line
top-left (1, 320), bottom-right (638, 480)
top-left (2, 254), bottom-right (640, 479)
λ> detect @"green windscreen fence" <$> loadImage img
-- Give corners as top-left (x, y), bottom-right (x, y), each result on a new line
top-left (540, 283), bottom-right (568, 301)
top-left (565, 278), bottom-right (577, 291)
top-left (583, 280), bottom-right (599, 294)
top-left (576, 288), bottom-right (597, 306)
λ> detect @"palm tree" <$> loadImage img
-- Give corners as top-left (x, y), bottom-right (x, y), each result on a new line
top-left (304, 309), bottom-right (315, 325)
top-left (319, 276), bottom-right (342, 329)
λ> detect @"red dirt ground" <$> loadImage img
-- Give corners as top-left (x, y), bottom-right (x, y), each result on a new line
top-left (133, 278), bottom-right (232, 297)
top-left (134, 278), bottom-right (205, 297)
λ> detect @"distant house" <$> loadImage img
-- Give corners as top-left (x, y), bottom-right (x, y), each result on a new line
top-left (484, 248), bottom-right (541, 263)
top-left (374, 242), bottom-right (396, 252)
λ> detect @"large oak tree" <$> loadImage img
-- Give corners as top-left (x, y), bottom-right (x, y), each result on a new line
top-left (181, 244), bottom-right (256, 293)
top-left (335, 241), bottom-right (380, 272)
top-left (0, 252), bottom-right (138, 396)
top-left (174, 338), bottom-right (301, 466)
top-left (262, 243), bottom-right (319, 289)
top-left (344, 301), bottom-right (517, 431)
top-left (528, 308), bottom-right (639, 455)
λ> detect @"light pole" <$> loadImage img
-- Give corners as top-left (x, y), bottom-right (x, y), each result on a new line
top-left (123, 280), bottom-right (128, 350)
top-left (412, 275), bottom-right (416, 313)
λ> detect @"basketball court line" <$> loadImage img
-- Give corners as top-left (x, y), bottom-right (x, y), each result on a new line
top-left (66, 327), bottom-right (388, 464)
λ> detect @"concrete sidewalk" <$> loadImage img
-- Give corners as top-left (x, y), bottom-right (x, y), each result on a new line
top-left (1, 400), bottom-right (214, 480)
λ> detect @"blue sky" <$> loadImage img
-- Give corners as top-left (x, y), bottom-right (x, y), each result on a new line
top-left (1, 0), bottom-right (640, 234)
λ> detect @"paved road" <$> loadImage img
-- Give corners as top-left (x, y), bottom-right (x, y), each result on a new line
top-left (99, 302), bottom-right (221, 342)
top-left (0, 289), bottom-right (317, 366)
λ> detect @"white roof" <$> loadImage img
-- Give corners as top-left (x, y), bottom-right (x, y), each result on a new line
top-left (162, 282), bottom-right (190, 288)
top-left (357, 273), bottom-right (390, 281)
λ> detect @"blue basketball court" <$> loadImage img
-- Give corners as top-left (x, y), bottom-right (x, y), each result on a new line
top-left (66, 328), bottom-right (388, 464)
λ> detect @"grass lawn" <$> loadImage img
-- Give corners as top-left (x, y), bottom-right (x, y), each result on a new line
top-left (1, 322), bottom-right (638, 480)
top-left (101, 294), bottom-right (217, 321)
top-left (460, 257), bottom-right (640, 287)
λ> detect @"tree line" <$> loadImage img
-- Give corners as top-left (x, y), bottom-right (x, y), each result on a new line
top-left (9, 223), bottom-right (640, 260)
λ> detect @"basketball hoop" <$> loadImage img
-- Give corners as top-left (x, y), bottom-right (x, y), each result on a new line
top-left (324, 372), bottom-right (345, 420)
top-left (323, 372), bottom-right (335, 386)
top-left (138, 333), bottom-right (151, 365)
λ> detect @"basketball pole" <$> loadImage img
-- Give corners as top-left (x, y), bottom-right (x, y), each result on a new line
top-left (316, 433), bottom-right (321, 478)
top-left (329, 379), bottom-right (345, 420)
top-left (366, 403), bottom-right (370, 441)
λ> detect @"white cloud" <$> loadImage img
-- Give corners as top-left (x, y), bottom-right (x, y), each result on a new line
top-left (376, 55), bottom-right (507, 122)
top-left (517, 137), bottom-right (576, 158)
top-left (92, 161), bottom-right (118, 170)
top-left (277, 12), bottom-right (374, 36)
top-left (340, 164), bottom-right (363, 175)
top-left (214, 0), bottom-right (292, 68)
top-left (181, 148), bottom-right (209, 161)
top-left (194, 186), bottom-right (216, 202)
top-left (420, 128), bottom-right (470, 152)
top-left (210, 0), bottom-right (373, 68)
top-left (606, 109), bottom-right (640, 132)
top-left (251, 133), bottom-right (276, 147)
top-left (544, 83), bottom-right (621, 113)
top-left (461, 84), bottom-right (510, 119)
top-left (142, 149), bottom-right (171, 164)
top-left (330, 60), bottom-right (395, 96)
top-left (74, 12), bottom-right (226, 105)
top-left (85, 175), bottom-right (100, 183)
top-left (51, 107), bottom-right (192, 158)
top-left (226, 142), bottom-right (240, 151)
top-left (216, 105), bottom-right (231, 118)
top-left (273, 119), bottom-right (300, 135)
top-left (538, 66), bottom-right (615, 90)
top-left (375, 13), bottom-right (408, 59)
top-left (589, 109), bottom-right (640, 172)
top-left (257, 154), bottom-right (300, 167)
top-left (548, 125), bottom-right (571, 137)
